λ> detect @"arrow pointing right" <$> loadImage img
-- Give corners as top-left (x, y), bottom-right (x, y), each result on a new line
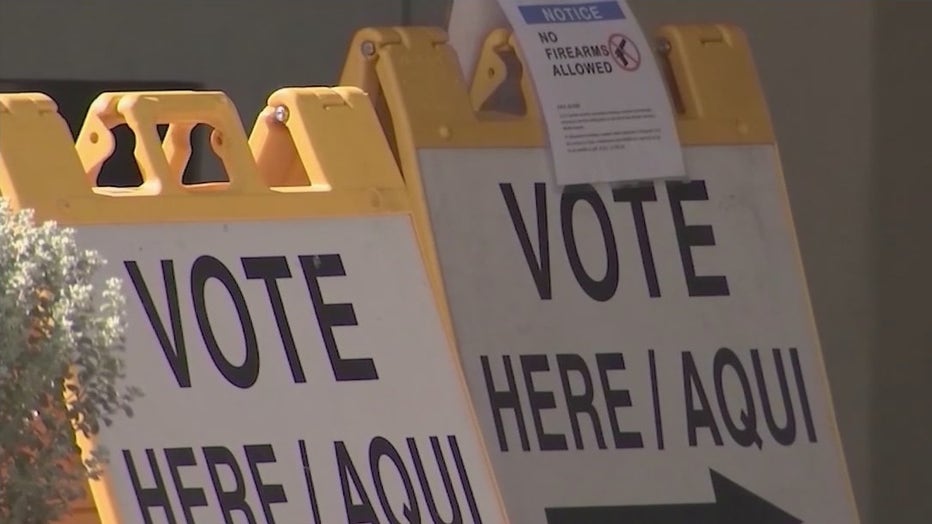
top-left (545, 470), bottom-right (802, 524)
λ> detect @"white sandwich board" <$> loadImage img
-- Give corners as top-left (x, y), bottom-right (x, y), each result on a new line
top-left (77, 217), bottom-right (504, 524)
top-left (336, 22), bottom-right (861, 524)
top-left (0, 86), bottom-right (510, 524)
top-left (415, 143), bottom-right (860, 523)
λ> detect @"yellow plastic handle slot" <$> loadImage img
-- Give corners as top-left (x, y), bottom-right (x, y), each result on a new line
top-left (340, 27), bottom-right (544, 150)
top-left (469, 28), bottom-right (541, 120)
top-left (249, 86), bottom-right (405, 193)
top-left (75, 90), bottom-right (265, 195)
top-left (656, 24), bottom-right (774, 145)
top-left (0, 93), bottom-right (92, 214)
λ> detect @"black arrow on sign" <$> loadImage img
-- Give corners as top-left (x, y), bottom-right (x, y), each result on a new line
top-left (545, 470), bottom-right (802, 524)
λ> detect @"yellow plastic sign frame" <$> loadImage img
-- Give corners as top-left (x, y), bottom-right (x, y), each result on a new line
top-left (329, 21), bottom-right (858, 523)
top-left (0, 86), bottom-right (498, 524)
top-left (0, 88), bottom-right (410, 226)
top-left (324, 24), bottom-right (774, 348)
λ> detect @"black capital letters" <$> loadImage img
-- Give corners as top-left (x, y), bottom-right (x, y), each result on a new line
top-left (125, 260), bottom-right (191, 388)
top-left (299, 254), bottom-right (378, 381)
top-left (751, 348), bottom-right (797, 446)
top-left (561, 186), bottom-right (619, 302)
top-left (501, 183), bottom-right (552, 300)
top-left (682, 352), bottom-right (724, 446)
top-left (203, 446), bottom-right (257, 524)
top-left (521, 354), bottom-right (569, 451)
top-left (596, 353), bottom-right (643, 449)
top-left (165, 447), bottom-right (207, 524)
top-left (714, 347), bottom-right (763, 448)
top-left (371, 437), bottom-right (420, 524)
top-left (335, 441), bottom-right (380, 523)
top-left (244, 444), bottom-right (288, 523)
top-left (480, 355), bottom-right (530, 452)
top-left (408, 437), bottom-right (462, 524)
top-left (123, 448), bottom-right (177, 524)
top-left (448, 436), bottom-right (484, 524)
top-left (557, 353), bottom-right (607, 450)
top-left (191, 255), bottom-right (260, 389)
top-left (613, 184), bottom-right (661, 297)
top-left (297, 440), bottom-right (322, 524)
top-left (242, 256), bottom-right (307, 383)
top-left (790, 348), bottom-right (818, 442)
top-left (666, 180), bottom-right (730, 297)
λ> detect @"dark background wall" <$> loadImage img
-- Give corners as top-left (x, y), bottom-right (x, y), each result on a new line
top-left (1, 1), bottom-right (927, 522)
top-left (871, 2), bottom-right (932, 523)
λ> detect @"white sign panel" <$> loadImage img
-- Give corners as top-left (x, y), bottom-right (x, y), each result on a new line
top-left (491, 0), bottom-right (686, 185)
top-left (78, 217), bottom-right (502, 524)
top-left (417, 145), bottom-right (859, 523)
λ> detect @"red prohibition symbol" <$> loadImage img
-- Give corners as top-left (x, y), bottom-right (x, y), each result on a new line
top-left (609, 33), bottom-right (641, 71)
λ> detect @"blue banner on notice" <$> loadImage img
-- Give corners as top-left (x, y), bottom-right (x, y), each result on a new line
top-left (518, 2), bottom-right (624, 25)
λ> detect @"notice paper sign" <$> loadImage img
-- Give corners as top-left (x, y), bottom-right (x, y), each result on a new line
top-left (496, 0), bottom-right (686, 184)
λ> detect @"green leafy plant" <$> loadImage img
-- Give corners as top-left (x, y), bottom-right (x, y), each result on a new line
top-left (0, 198), bottom-right (142, 523)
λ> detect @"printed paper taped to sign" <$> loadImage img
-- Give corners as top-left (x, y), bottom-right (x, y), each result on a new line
top-left (494, 0), bottom-right (686, 185)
